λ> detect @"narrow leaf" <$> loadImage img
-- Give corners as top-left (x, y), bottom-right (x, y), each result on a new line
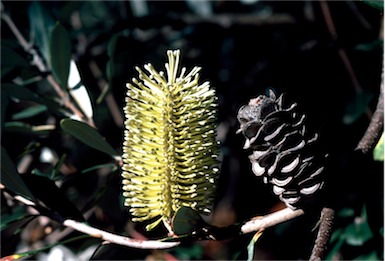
top-left (1, 83), bottom-right (64, 115)
top-left (246, 230), bottom-right (264, 261)
top-left (12, 105), bottom-right (47, 120)
top-left (362, 0), bottom-right (384, 10)
top-left (343, 90), bottom-right (373, 125)
top-left (1, 46), bottom-right (30, 68)
top-left (81, 163), bottom-right (117, 174)
top-left (0, 146), bottom-right (36, 201)
top-left (49, 23), bottom-right (71, 89)
top-left (21, 175), bottom-right (84, 221)
top-left (51, 154), bottom-right (67, 180)
top-left (28, 2), bottom-right (55, 63)
top-left (60, 119), bottom-right (118, 156)
top-left (1, 206), bottom-right (29, 230)
top-left (4, 122), bottom-right (54, 137)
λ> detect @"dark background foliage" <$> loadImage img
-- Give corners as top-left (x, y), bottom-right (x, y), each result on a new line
top-left (1, 1), bottom-right (383, 260)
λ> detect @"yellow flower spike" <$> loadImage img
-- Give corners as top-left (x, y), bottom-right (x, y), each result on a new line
top-left (122, 50), bottom-right (220, 231)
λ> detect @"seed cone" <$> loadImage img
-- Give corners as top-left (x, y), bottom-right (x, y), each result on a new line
top-left (237, 90), bottom-right (327, 209)
top-left (122, 50), bottom-right (219, 230)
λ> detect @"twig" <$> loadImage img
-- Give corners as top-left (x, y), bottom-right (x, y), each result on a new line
top-left (0, 10), bottom-right (94, 127)
top-left (63, 219), bottom-right (179, 249)
top-left (309, 207), bottom-right (335, 261)
top-left (241, 208), bottom-right (305, 234)
top-left (356, 74), bottom-right (384, 154)
top-left (4, 189), bottom-right (179, 250)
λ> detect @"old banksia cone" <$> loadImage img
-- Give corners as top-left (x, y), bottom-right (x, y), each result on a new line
top-left (237, 90), bottom-right (327, 209)
top-left (122, 50), bottom-right (219, 231)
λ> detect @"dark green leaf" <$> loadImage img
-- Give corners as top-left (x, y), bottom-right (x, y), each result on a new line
top-left (4, 122), bottom-right (53, 137)
top-left (81, 163), bottom-right (117, 174)
top-left (344, 206), bottom-right (373, 246)
top-left (106, 34), bottom-right (119, 82)
top-left (329, 228), bottom-right (344, 244)
top-left (28, 2), bottom-right (55, 62)
top-left (0, 146), bottom-right (36, 201)
top-left (343, 90), bottom-right (373, 125)
top-left (362, 0), bottom-right (384, 10)
top-left (31, 168), bottom-right (52, 179)
top-left (12, 105), bottom-right (47, 120)
top-left (1, 89), bottom-right (10, 135)
top-left (49, 23), bottom-right (71, 89)
top-left (353, 250), bottom-right (380, 260)
top-left (172, 206), bottom-right (206, 236)
top-left (325, 237), bottom-right (344, 261)
top-left (21, 175), bottom-right (84, 221)
top-left (355, 40), bottom-right (383, 52)
top-left (51, 154), bottom-right (67, 180)
top-left (1, 206), bottom-right (29, 230)
top-left (60, 119), bottom-right (119, 157)
top-left (172, 244), bottom-right (204, 260)
top-left (2, 83), bottom-right (41, 101)
top-left (1, 45), bottom-right (30, 68)
top-left (1, 83), bottom-right (64, 115)
top-left (337, 208), bottom-right (355, 218)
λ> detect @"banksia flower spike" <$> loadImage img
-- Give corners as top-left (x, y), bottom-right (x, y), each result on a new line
top-left (122, 50), bottom-right (219, 231)
top-left (237, 90), bottom-right (327, 209)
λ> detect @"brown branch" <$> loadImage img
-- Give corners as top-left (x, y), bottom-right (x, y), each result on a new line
top-left (4, 189), bottom-right (179, 249)
top-left (356, 74), bottom-right (384, 154)
top-left (309, 207), bottom-right (335, 261)
top-left (241, 207), bottom-right (305, 234)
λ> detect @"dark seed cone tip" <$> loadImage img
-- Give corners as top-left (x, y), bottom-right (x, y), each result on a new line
top-left (237, 89), bottom-right (327, 209)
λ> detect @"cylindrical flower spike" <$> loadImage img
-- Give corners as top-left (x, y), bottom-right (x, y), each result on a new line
top-left (122, 50), bottom-right (219, 231)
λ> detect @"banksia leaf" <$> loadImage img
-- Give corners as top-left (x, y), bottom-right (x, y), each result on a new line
top-left (122, 50), bottom-right (219, 231)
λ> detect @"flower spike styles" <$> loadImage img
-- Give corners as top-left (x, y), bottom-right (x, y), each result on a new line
top-left (122, 50), bottom-right (219, 231)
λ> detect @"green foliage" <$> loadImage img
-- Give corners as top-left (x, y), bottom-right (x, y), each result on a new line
top-left (343, 90), bottom-right (373, 125)
top-left (49, 23), bottom-right (71, 89)
top-left (326, 206), bottom-right (382, 260)
top-left (11, 105), bottom-right (47, 120)
top-left (28, 1), bottom-right (55, 63)
top-left (60, 119), bottom-right (118, 157)
top-left (1, 45), bottom-right (30, 78)
top-left (1, 146), bottom-right (36, 201)
top-left (362, 0), bottom-right (384, 10)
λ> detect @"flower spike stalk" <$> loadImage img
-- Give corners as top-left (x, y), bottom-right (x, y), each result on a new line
top-left (122, 50), bottom-right (219, 231)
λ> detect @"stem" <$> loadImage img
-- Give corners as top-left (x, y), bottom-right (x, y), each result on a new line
top-left (5, 190), bottom-right (180, 250)
top-left (309, 207), bottom-right (335, 261)
top-left (63, 219), bottom-right (179, 249)
top-left (356, 74), bottom-right (384, 154)
top-left (241, 208), bottom-right (305, 234)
